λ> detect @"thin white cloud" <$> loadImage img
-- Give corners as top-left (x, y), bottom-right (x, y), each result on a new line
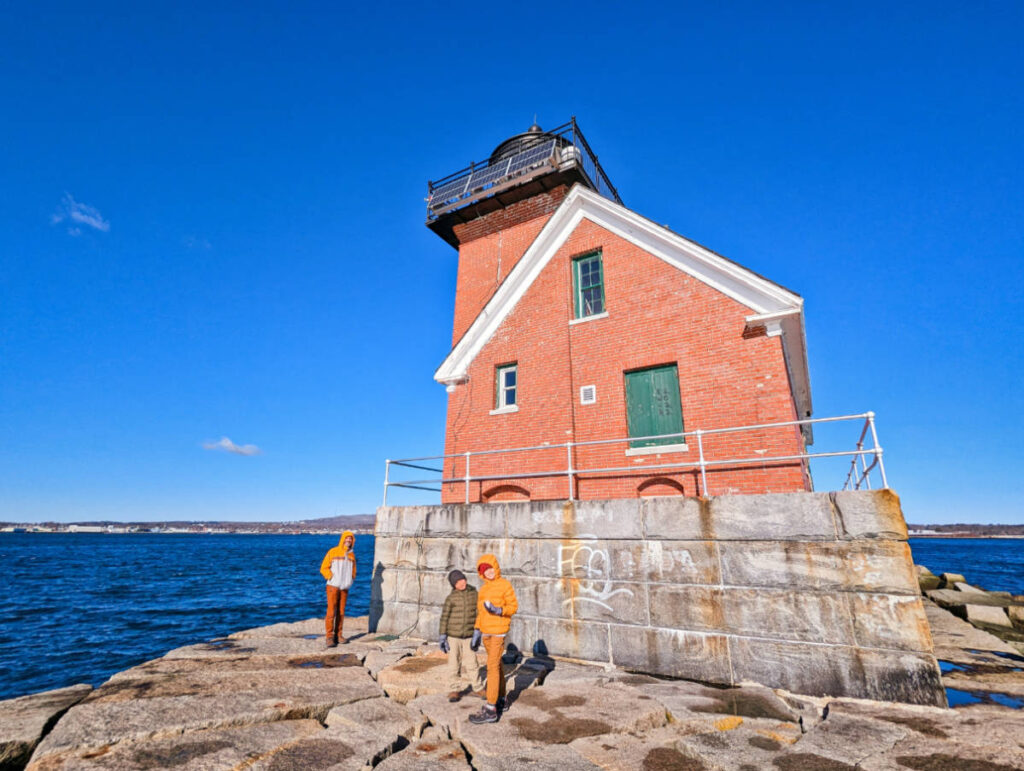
top-left (183, 236), bottom-right (212, 250)
top-left (51, 193), bottom-right (110, 234)
top-left (202, 437), bottom-right (262, 456)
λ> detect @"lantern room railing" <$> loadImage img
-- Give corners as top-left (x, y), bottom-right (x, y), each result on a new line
top-left (426, 117), bottom-right (621, 222)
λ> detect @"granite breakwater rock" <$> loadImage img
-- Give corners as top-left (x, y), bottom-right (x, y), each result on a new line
top-left (4, 607), bottom-right (1024, 770)
top-left (917, 564), bottom-right (1024, 654)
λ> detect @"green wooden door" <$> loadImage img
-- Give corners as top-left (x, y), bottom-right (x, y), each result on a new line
top-left (625, 365), bottom-right (684, 447)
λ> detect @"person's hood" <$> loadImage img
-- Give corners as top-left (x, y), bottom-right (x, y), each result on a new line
top-left (476, 553), bottom-right (501, 580)
top-left (339, 531), bottom-right (355, 553)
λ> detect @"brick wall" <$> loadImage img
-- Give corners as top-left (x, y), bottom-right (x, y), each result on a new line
top-left (449, 187), bottom-right (569, 344)
top-left (442, 216), bottom-right (808, 503)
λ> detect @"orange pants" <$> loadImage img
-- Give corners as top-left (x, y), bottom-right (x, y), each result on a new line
top-left (325, 586), bottom-right (348, 640)
top-left (482, 634), bottom-right (506, 706)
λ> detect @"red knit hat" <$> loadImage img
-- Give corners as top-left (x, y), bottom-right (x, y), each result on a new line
top-left (477, 562), bottom-right (492, 576)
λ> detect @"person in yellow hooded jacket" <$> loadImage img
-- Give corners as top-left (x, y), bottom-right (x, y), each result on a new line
top-left (320, 531), bottom-right (356, 647)
top-left (468, 553), bottom-right (518, 724)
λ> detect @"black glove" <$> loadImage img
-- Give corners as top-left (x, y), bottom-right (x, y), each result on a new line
top-left (439, 634), bottom-right (449, 654)
top-left (484, 600), bottom-right (503, 616)
top-left (470, 629), bottom-right (482, 651)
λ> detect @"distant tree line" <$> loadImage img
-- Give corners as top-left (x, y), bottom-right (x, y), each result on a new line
top-left (910, 523), bottom-right (1024, 535)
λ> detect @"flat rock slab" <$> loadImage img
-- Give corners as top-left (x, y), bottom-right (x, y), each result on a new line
top-left (929, 589), bottom-right (1024, 609)
top-left (924, 601), bottom-right (1019, 659)
top-left (162, 634), bottom-right (339, 660)
top-left (0, 684), bottom-right (91, 771)
top-left (827, 699), bottom-right (1024, 753)
top-left (966, 604), bottom-right (1015, 629)
top-left (856, 732), bottom-right (1024, 770)
top-left (106, 651), bottom-right (365, 681)
top-left (571, 718), bottom-right (802, 771)
top-left (246, 714), bottom-right (421, 771)
top-left (636, 679), bottom-right (803, 724)
top-left (375, 738), bottom-right (471, 771)
top-left (228, 615), bottom-right (370, 640)
top-left (771, 711), bottom-right (909, 768)
top-left (571, 726), bottom-right (713, 771)
top-left (411, 681), bottom-right (667, 761)
top-left (817, 700), bottom-right (1024, 770)
top-left (674, 718), bottom-right (806, 770)
top-left (325, 697), bottom-right (427, 742)
top-left (244, 733), bottom-right (373, 771)
top-left (471, 744), bottom-right (601, 771)
top-left (937, 646), bottom-right (1024, 703)
top-left (376, 652), bottom-right (456, 703)
top-left (364, 649), bottom-right (414, 679)
top-left (32, 667), bottom-right (382, 759)
top-left (25, 719), bottom-right (324, 771)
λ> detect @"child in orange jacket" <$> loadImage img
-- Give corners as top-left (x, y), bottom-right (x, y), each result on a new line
top-left (320, 531), bottom-right (356, 647)
top-left (468, 553), bottom-right (518, 724)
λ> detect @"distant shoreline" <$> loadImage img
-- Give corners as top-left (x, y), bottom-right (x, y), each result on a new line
top-left (0, 529), bottom-right (375, 536)
top-left (909, 533), bottom-right (1024, 540)
top-left (2, 531), bottom-right (1020, 539)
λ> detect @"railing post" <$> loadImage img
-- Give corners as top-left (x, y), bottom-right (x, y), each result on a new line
top-left (859, 451), bottom-right (872, 490)
top-left (382, 460), bottom-right (390, 508)
top-left (696, 430), bottom-right (708, 496)
top-left (464, 451), bottom-right (471, 505)
top-left (867, 411), bottom-right (889, 489)
top-left (566, 442), bottom-right (574, 501)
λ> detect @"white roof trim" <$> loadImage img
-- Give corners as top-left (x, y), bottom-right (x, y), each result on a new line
top-left (435, 185), bottom-right (812, 419)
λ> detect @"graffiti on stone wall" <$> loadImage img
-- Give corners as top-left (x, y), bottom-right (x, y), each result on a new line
top-left (557, 541), bottom-right (634, 612)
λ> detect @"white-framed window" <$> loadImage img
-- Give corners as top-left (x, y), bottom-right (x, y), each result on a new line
top-left (573, 251), bottom-right (605, 319)
top-left (495, 363), bottom-right (517, 410)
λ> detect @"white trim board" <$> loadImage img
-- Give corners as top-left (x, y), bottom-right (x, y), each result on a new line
top-left (435, 184), bottom-right (812, 421)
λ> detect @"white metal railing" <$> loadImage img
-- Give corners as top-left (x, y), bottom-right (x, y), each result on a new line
top-left (381, 412), bottom-right (888, 506)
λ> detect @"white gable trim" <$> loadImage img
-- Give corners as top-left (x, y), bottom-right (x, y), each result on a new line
top-left (435, 185), bottom-right (812, 419)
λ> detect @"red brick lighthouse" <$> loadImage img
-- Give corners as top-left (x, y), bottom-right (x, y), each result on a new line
top-left (426, 119), bottom-right (813, 503)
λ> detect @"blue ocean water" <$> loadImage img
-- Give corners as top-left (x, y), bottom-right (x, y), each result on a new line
top-left (0, 533), bottom-right (374, 702)
top-left (908, 537), bottom-right (1024, 595)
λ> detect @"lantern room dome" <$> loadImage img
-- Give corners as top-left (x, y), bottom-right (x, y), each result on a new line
top-left (489, 122), bottom-right (570, 163)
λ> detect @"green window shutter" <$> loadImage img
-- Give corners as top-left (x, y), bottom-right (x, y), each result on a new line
top-left (573, 258), bottom-right (582, 318)
top-left (572, 252), bottom-right (605, 318)
top-left (625, 364), bottom-right (684, 448)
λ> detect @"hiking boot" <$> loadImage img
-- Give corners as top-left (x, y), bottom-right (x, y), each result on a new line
top-left (468, 705), bottom-right (499, 724)
top-left (325, 637), bottom-right (338, 649)
top-left (337, 637), bottom-right (348, 645)
top-left (447, 690), bottom-right (464, 703)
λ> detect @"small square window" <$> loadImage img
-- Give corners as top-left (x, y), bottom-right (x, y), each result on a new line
top-left (496, 364), bottom-right (517, 409)
top-left (573, 252), bottom-right (605, 319)
top-left (580, 385), bottom-right (597, 405)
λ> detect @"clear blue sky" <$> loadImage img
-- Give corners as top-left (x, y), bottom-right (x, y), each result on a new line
top-left (1, 2), bottom-right (1021, 524)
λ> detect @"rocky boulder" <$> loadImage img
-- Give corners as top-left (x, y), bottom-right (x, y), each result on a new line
top-left (0, 685), bottom-right (90, 771)
top-left (916, 564), bottom-right (941, 593)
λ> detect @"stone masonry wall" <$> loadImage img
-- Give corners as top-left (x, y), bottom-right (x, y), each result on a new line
top-left (371, 490), bottom-right (945, 707)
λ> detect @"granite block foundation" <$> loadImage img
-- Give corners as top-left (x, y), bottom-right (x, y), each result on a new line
top-left (370, 490), bottom-right (945, 706)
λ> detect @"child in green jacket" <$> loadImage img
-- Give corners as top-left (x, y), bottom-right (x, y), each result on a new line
top-left (438, 569), bottom-right (482, 702)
